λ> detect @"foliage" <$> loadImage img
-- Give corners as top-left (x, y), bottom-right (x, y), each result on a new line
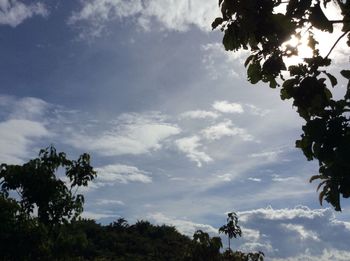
top-left (219, 212), bottom-right (242, 251)
top-left (222, 249), bottom-right (264, 261)
top-left (0, 146), bottom-right (96, 225)
top-left (185, 230), bottom-right (222, 261)
top-left (0, 148), bottom-right (264, 260)
top-left (213, 0), bottom-right (350, 211)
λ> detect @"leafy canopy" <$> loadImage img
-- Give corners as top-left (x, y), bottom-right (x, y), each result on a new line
top-left (0, 146), bottom-right (96, 225)
top-left (213, 0), bottom-right (350, 211)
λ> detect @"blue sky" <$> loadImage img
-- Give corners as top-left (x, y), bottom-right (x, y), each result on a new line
top-left (1, 0), bottom-right (350, 260)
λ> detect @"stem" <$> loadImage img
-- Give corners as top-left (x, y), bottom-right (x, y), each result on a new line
top-left (228, 236), bottom-right (230, 251)
top-left (329, 20), bottom-right (349, 24)
top-left (325, 30), bottom-right (350, 59)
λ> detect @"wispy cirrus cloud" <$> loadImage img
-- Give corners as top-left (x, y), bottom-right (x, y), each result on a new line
top-left (180, 110), bottom-right (219, 120)
top-left (66, 112), bottom-right (181, 156)
top-left (96, 164), bottom-right (152, 184)
top-left (175, 135), bottom-right (212, 167)
top-left (0, 0), bottom-right (48, 27)
top-left (68, 0), bottom-right (219, 37)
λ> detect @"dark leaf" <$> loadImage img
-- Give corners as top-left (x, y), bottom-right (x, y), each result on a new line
top-left (212, 17), bottom-right (224, 30)
top-left (309, 3), bottom-right (333, 32)
top-left (323, 71), bottom-right (337, 87)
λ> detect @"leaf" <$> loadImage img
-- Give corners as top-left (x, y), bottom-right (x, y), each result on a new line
top-left (317, 180), bottom-right (328, 192)
top-left (223, 29), bottom-right (236, 51)
top-left (309, 3), bottom-right (333, 32)
top-left (322, 72), bottom-right (337, 87)
top-left (324, 87), bottom-right (333, 100)
top-left (247, 62), bottom-right (261, 84)
top-left (340, 70), bottom-right (350, 79)
top-left (212, 17), bottom-right (224, 30)
top-left (309, 175), bottom-right (322, 183)
top-left (244, 55), bottom-right (255, 67)
top-left (319, 190), bottom-right (325, 206)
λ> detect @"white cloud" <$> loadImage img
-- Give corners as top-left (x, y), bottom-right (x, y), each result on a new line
top-left (212, 100), bottom-right (244, 114)
top-left (236, 206), bottom-right (350, 260)
top-left (248, 177), bottom-right (262, 182)
top-left (0, 119), bottom-right (50, 164)
top-left (201, 43), bottom-right (247, 80)
top-left (245, 104), bottom-right (270, 117)
top-left (217, 173), bottom-right (236, 182)
top-left (0, 0), bottom-right (48, 27)
top-left (69, 0), bottom-right (219, 37)
top-left (180, 110), bottom-right (219, 120)
top-left (9, 97), bottom-right (49, 120)
top-left (140, 0), bottom-right (218, 31)
top-left (68, 0), bottom-right (142, 37)
top-left (272, 249), bottom-right (350, 261)
top-left (96, 164), bottom-right (152, 184)
top-left (175, 135), bottom-right (212, 167)
top-left (82, 211), bottom-right (116, 220)
top-left (271, 174), bottom-right (297, 182)
top-left (281, 223), bottom-right (320, 241)
top-left (201, 120), bottom-right (254, 141)
top-left (148, 212), bottom-right (217, 237)
top-left (67, 112), bottom-right (181, 156)
top-left (95, 199), bottom-right (125, 206)
top-left (250, 149), bottom-right (283, 162)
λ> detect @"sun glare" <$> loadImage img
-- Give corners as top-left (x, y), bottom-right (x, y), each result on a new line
top-left (283, 34), bottom-right (313, 66)
top-left (281, 1), bottom-right (348, 67)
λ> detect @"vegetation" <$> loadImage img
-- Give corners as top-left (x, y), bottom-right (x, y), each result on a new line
top-left (219, 212), bottom-right (242, 251)
top-left (0, 147), bottom-right (264, 260)
top-left (213, 0), bottom-right (350, 211)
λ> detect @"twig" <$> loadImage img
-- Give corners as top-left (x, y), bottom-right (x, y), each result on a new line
top-left (325, 30), bottom-right (350, 59)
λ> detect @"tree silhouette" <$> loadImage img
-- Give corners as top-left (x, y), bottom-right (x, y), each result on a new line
top-left (219, 212), bottom-right (242, 251)
top-left (0, 145), bottom-right (96, 225)
top-left (213, 0), bottom-right (350, 211)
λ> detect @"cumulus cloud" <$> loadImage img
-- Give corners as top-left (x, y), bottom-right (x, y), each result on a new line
top-left (69, 0), bottom-right (219, 37)
top-left (235, 206), bottom-right (350, 260)
top-left (0, 96), bottom-right (52, 164)
top-left (180, 110), bottom-right (219, 120)
top-left (0, 0), bottom-right (48, 27)
top-left (175, 135), bottom-right (212, 167)
top-left (272, 249), bottom-right (350, 261)
top-left (201, 120), bottom-right (254, 141)
top-left (148, 212), bottom-right (217, 237)
top-left (66, 112), bottom-right (181, 156)
top-left (0, 119), bottom-right (50, 164)
top-left (212, 100), bottom-right (244, 114)
top-left (96, 164), bottom-right (152, 184)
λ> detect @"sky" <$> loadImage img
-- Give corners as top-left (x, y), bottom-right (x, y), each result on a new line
top-left (1, 0), bottom-right (350, 260)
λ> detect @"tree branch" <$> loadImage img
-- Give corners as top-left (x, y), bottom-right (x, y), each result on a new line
top-left (325, 30), bottom-right (350, 59)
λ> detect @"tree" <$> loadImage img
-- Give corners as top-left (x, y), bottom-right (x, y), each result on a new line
top-left (213, 0), bottom-right (350, 211)
top-left (0, 145), bottom-right (96, 225)
top-left (219, 212), bottom-right (242, 251)
top-left (185, 230), bottom-right (222, 261)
